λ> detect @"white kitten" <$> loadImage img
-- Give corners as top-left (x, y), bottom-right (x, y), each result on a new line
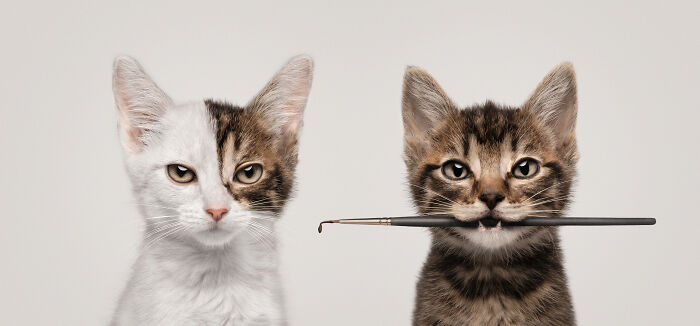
top-left (110, 55), bottom-right (313, 326)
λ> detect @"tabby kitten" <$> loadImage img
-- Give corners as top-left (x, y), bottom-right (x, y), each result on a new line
top-left (403, 64), bottom-right (578, 326)
top-left (110, 55), bottom-right (313, 325)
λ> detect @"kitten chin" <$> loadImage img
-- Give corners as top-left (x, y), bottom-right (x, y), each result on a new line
top-left (190, 225), bottom-right (246, 247)
top-left (444, 204), bottom-right (540, 250)
top-left (454, 227), bottom-right (532, 250)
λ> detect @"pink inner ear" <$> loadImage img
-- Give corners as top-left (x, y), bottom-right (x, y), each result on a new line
top-left (250, 55), bottom-right (313, 149)
top-left (115, 99), bottom-right (143, 152)
top-left (282, 115), bottom-right (302, 135)
top-left (124, 127), bottom-right (141, 149)
top-left (553, 107), bottom-right (577, 147)
top-left (277, 83), bottom-right (310, 135)
top-left (112, 56), bottom-right (173, 153)
top-left (277, 110), bottom-right (302, 152)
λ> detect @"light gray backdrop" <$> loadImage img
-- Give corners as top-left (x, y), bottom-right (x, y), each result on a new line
top-left (1, 1), bottom-right (698, 325)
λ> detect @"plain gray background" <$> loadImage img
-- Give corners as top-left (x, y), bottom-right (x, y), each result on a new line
top-left (1, 1), bottom-right (698, 325)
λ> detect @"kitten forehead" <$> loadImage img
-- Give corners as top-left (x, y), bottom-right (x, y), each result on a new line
top-left (205, 100), bottom-right (273, 180)
top-left (430, 103), bottom-right (549, 168)
top-left (158, 102), bottom-right (218, 163)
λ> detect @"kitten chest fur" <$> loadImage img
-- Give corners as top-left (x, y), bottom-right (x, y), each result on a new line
top-left (414, 229), bottom-right (574, 326)
top-left (113, 237), bottom-right (285, 325)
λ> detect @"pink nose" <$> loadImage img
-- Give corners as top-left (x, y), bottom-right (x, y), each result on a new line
top-left (206, 208), bottom-right (228, 222)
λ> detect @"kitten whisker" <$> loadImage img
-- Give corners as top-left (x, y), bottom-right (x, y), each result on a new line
top-left (524, 179), bottom-right (575, 202)
top-left (523, 195), bottom-right (571, 204)
top-left (143, 225), bottom-right (178, 244)
top-left (526, 196), bottom-right (571, 207)
top-left (144, 215), bottom-right (179, 220)
top-left (417, 205), bottom-right (454, 211)
top-left (246, 199), bottom-right (281, 207)
top-left (528, 195), bottom-right (570, 205)
top-left (413, 199), bottom-right (455, 207)
top-left (246, 222), bottom-right (275, 250)
top-left (134, 203), bottom-right (178, 211)
top-left (420, 211), bottom-right (453, 216)
top-left (251, 215), bottom-right (278, 221)
top-left (409, 183), bottom-right (458, 205)
top-left (419, 208), bottom-right (454, 214)
top-left (250, 219), bottom-right (275, 233)
top-left (144, 225), bottom-right (186, 250)
top-left (247, 198), bottom-right (277, 204)
top-left (144, 222), bottom-right (181, 239)
top-left (148, 218), bottom-right (180, 226)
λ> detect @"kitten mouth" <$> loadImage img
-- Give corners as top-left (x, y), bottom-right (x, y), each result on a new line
top-left (478, 217), bottom-right (502, 231)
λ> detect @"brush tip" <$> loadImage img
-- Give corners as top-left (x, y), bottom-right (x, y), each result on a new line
top-left (318, 220), bottom-right (339, 234)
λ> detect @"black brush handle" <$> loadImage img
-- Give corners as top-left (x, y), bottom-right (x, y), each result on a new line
top-left (389, 216), bottom-right (656, 227)
top-left (390, 216), bottom-right (478, 227)
top-left (507, 217), bottom-right (656, 226)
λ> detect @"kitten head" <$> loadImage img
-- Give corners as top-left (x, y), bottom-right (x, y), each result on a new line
top-left (402, 64), bottom-right (577, 251)
top-left (113, 55), bottom-right (313, 248)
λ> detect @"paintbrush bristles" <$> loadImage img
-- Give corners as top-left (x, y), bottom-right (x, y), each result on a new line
top-left (317, 220), bottom-right (339, 233)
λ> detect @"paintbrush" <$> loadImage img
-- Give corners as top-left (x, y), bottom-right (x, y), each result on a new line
top-left (317, 216), bottom-right (656, 233)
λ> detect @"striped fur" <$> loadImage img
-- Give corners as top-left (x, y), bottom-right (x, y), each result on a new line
top-left (403, 64), bottom-right (578, 325)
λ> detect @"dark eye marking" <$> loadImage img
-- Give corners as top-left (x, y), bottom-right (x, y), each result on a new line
top-left (543, 162), bottom-right (563, 178)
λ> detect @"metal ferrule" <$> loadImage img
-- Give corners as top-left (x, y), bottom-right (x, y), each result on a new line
top-left (337, 218), bottom-right (391, 226)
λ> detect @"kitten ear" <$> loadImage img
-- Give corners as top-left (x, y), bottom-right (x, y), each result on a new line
top-left (112, 56), bottom-right (173, 153)
top-left (249, 55), bottom-right (313, 155)
top-left (524, 63), bottom-right (578, 148)
top-left (402, 66), bottom-right (457, 159)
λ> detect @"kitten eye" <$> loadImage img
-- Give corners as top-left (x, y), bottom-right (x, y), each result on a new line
top-left (235, 163), bottom-right (263, 184)
top-left (512, 158), bottom-right (540, 179)
top-left (166, 164), bottom-right (196, 184)
top-left (441, 160), bottom-right (471, 180)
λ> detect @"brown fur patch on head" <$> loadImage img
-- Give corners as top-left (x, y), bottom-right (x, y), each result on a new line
top-left (206, 100), bottom-right (297, 215)
top-left (204, 55), bottom-right (313, 215)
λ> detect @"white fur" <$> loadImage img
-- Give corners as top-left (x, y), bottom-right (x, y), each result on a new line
top-left (111, 57), bottom-right (285, 325)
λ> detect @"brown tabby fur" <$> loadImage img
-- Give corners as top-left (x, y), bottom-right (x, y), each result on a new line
top-left (206, 100), bottom-right (297, 215)
top-left (403, 64), bottom-right (579, 326)
top-left (204, 55), bottom-right (313, 217)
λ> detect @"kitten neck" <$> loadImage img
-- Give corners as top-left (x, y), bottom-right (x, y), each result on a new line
top-left (434, 227), bottom-right (560, 263)
top-left (141, 232), bottom-right (279, 287)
